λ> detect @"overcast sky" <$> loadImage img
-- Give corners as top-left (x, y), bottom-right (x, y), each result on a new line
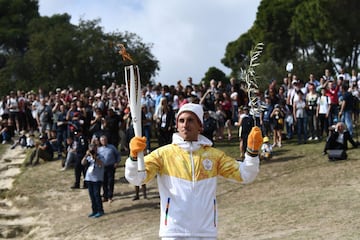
top-left (38, 0), bottom-right (261, 86)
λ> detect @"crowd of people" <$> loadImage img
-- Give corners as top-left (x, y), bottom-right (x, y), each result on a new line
top-left (286, 69), bottom-right (358, 142)
top-left (1, 70), bottom-right (359, 156)
top-left (0, 77), bottom-right (251, 149)
top-left (1, 69), bottom-right (359, 217)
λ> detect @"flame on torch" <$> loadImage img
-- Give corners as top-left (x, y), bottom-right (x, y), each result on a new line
top-left (119, 44), bottom-right (145, 172)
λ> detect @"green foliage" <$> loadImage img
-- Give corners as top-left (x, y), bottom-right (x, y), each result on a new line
top-left (0, 0), bottom-right (39, 54)
top-left (223, 0), bottom-right (300, 81)
top-left (222, 32), bottom-right (254, 71)
top-left (224, 0), bottom-right (360, 82)
top-left (0, 8), bottom-right (159, 95)
top-left (23, 14), bottom-right (78, 90)
top-left (290, 0), bottom-right (360, 71)
top-left (255, 59), bottom-right (283, 92)
top-left (201, 67), bottom-right (228, 86)
top-left (240, 43), bottom-right (264, 115)
top-left (252, 0), bottom-right (300, 62)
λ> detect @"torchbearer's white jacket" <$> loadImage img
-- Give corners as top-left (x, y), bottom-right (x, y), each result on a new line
top-left (125, 133), bottom-right (259, 238)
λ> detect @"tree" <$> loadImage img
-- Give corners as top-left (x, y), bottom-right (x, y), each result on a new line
top-left (290, 0), bottom-right (335, 66)
top-left (23, 17), bottom-right (159, 91)
top-left (222, 32), bottom-right (254, 73)
top-left (291, 0), bottom-right (360, 73)
top-left (105, 31), bottom-right (159, 86)
top-left (321, 0), bottom-right (360, 71)
top-left (223, 0), bottom-right (300, 82)
top-left (252, 0), bottom-right (300, 63)
top-left (223, 0), bottom-right (360, 85)
top-left (23, 14), bottom-right (78, 90)
top-left (0, 0), bottom-right (39, 92)
top-left (0, 0), bottom-right (39, 55)
top-left (0, 11), bottom-right (159, 95)
top-left (201, 67), bottom-right (227, 86)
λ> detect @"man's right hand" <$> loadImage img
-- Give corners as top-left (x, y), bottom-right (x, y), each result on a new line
top-left (129, 136), bottom-right (147, 158)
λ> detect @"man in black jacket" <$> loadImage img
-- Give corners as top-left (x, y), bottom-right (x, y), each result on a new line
top-left (323, 122), bottom-right (358, 157)
top-left (71, 129), bottom-right (89, 189)
top-left (202, 110), bottom-right (217, 144)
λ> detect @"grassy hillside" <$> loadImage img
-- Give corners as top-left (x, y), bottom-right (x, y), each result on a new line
top-left (2, 129), bottom-right (360, 239)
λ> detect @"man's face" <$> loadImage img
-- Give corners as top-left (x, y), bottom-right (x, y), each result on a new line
top-left (100, 137), bottom-right (107, 146)
top-left (337, 123), bottom-right (345, 133)
top-left (176, 112), bottom-right (202, 141)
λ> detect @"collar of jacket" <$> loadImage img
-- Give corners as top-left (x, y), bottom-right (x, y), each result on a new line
top-left (171, 133), bottom-right (213, 152)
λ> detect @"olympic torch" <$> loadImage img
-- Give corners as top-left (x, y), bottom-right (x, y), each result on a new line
top-left (125, 65), bottom-right (145, 172)
top-left (119, 44), bottom-right (145, 172)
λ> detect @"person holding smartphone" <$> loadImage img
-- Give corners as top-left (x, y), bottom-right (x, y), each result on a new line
top-left (82, 143), bottom-right (105, 218)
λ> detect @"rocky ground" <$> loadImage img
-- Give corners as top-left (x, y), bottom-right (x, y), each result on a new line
top-left (0, 146), bottom-right (34, 238)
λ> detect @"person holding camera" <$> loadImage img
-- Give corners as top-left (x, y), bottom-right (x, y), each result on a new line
top-left (270, 104), bottom-right (285, 147)
top-left (323, 122), bottom-right (358, 151)
top-left (82, 143), bottom-right (105, 218)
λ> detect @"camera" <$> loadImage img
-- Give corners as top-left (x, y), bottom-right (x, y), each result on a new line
top-left (90, 150), bottom-right (96, 155)
top-left (328, 125), bottom-right (336, 131)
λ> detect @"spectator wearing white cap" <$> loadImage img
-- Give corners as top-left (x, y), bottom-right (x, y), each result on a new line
top-left (286, 75), bottom-right (300, 108)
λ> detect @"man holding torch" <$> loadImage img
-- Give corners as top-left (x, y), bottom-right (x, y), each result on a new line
top-left (125, 103), bottom-right (262, 239)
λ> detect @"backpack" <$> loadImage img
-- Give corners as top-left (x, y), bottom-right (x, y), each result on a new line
top-left (328, 149), bottom-right (347, 161)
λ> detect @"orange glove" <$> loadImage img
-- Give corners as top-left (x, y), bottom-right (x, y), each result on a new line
top-left (129, 136), bottom-right (147, 158)
top-left (246, 126), bottom-right (263, 157)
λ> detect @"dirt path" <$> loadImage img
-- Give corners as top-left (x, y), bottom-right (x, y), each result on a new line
top-left (1, 139), bottom-right (360, 239)
top-left (0, 146), bottom-right (35, 238)
top-left (0, 146), bottom-right (161, 239)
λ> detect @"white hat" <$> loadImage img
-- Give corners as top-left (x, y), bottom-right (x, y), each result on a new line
top-left (177, 103), bottom-right (203, 125)
top-left (95, 93), bottom-right (101, 98)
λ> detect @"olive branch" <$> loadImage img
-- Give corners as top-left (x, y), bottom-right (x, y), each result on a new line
top-left (240, 42), bottom-right (264, 120)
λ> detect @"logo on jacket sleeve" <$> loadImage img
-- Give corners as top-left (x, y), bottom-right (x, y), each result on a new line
top-left (202, 159), bottom-right (213, 171)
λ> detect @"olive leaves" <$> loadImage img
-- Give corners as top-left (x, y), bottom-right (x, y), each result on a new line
top-left (240, 43), bottom-right (264, 117)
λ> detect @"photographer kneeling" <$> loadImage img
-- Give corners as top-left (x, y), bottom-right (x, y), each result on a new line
top-left (323, 122), bottom-right (358, 160)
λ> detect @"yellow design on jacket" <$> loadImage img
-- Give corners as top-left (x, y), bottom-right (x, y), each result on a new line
top-left (125, 132), bottom-right (259, 238)
top-left (143, 144), bottom-right (243, 183)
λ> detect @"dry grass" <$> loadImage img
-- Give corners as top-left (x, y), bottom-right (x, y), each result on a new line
top-left (2, 129), bottom-right (360, 239)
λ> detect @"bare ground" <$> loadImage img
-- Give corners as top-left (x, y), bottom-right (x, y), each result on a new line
top-left (1, 137), bottom-right (360, 240)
